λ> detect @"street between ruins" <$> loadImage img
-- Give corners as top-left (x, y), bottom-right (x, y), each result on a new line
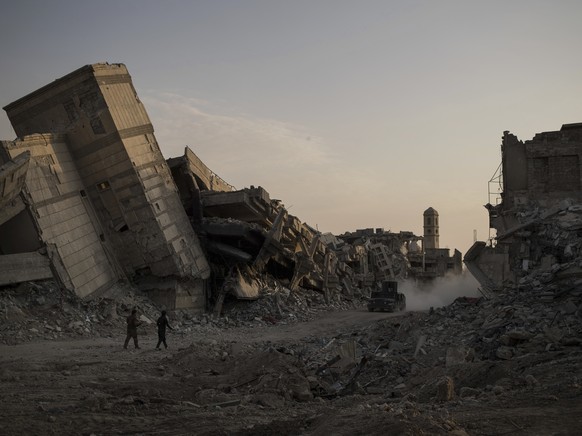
top-left (0, 307), bottom-right (415, 436)
top-left (0, 308), bottom-right (399, 361)
top-left (2, 297), bottom-right (582, 436)
top-left (1, 25), bottom-right (582, 436)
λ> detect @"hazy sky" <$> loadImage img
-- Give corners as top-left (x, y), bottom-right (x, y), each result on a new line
top-left (1, 1), bottom-right (581, 256)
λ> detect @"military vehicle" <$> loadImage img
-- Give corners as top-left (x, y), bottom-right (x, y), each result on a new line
top-left (367, 280), bottom-right (406, 312)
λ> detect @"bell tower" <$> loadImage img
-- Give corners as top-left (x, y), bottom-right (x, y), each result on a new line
top-left (423, 207), bottom-right (439, 250)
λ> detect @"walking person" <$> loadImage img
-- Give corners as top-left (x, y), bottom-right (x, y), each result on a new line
top-left (155, 310), bottom-right (173, 349)
top-left (124, 309), bottom-right (142, 349)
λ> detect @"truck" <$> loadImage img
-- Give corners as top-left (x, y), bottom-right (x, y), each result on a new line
top-left (367, 280), bottom-right (406, 312)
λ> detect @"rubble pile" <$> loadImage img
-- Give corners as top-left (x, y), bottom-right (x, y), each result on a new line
top-left (189, 276), bottom-right (582, 406)
top-left (128, 273), bottom-right (581, 434)
top-left (0, 280), bottom-right (162, 345)
top-left (510, 201), bottom-right (582, 287)
top-left (318, 281), bottom-right (581, 402)
top-left (0, 277), bottom-right (364, 345)
top-left (218, 281), bottom-right (360, 326)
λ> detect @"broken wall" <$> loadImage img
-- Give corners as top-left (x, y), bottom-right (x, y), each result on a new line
top-left (168, 146), bottom-right (234, 193)
top-left (0, 150), bottom-right (29, 227)
top-left (467, 123), bottom-right (582, 291)
top-left (1, 134), bottom-right (120, 296)
top-left (501, 124), bottom-right (582, 213)
top-left (3, 63), bottom-right (210, 285)
top-left (0, 151), bottom-right (39, 255)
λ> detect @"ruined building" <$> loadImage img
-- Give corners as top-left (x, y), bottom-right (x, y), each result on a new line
top-left (335, 207), bottom-right (462, 287)
top-left (0, 63), bottom-right (463, 314)
top-left (409, 207), bottom-right (463, 282)
top-left (0, 64), bottom-right (209, 309)
top-left (465, 123), bottom-right (582, 292)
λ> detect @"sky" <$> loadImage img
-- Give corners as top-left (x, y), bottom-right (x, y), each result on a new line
top-left (1, 0), bottom-right (581, 257)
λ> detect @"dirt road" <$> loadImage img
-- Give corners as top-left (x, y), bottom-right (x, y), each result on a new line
top-left (0, 308), bottom-right (411, 436)
top-left (2, 305), bottom-right (581, 436)
top-left (1, 308), bottom-right (398, 359)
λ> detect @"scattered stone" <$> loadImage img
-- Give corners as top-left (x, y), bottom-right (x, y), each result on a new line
top-left (459, 387), bottom-right (481, 398)
top-left (435, 376), bottom-right (455, 402)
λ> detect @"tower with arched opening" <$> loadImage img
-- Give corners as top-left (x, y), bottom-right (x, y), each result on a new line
top-left (423, 207), bottom-right (439, 250)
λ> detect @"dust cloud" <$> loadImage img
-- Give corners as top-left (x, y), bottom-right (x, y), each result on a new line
top-left (401, 272), bottom-right (482, 311)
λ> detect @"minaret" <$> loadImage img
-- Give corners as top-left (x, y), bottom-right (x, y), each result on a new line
top-left (423, 207), bottom-right (439, 250)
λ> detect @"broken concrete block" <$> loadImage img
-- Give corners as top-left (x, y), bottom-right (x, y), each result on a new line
top-left (560, 301), bottom-right (578, 315)
top-left (435, 376), bottom-right (455, 402)
top-left (495, 346), bottom-right (513, 360)
top-left (543, 326), bottom-right (563, 342)
top-left (5, 305), bottom-right (27, 322)
top-left (445, 346), bottom-right (475, 366)
top-left (560, 337), bottom-right (582, 346)
top-left (139, 315), bottom-right (153, 325)
top-left (507, 330), bottom-right (533, 341)
top-left (459, 387), bottom-right (481, 398)
top-left (290, 379), bottom-right (313, 402)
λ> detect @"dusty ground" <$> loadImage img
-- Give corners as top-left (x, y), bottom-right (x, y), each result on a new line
top-left (2, 303), bottom-right (582, 436)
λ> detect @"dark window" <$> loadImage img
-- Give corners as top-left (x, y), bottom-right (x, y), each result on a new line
top-left (63, 100), bottom-right (78, 122)
top-left (90, 117), bottom-right (106, 134)
top-left (79, 90), bottom-right (101, 112)
top-left (97, 181), bottom-right (110, 191)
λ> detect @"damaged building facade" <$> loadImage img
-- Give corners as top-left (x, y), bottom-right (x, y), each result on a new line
top-left (0, 63), bottom-right (463, 313)
top-left (333, 207), bottom-right (462, 289)
top-left (0, 64), bottom-right (209, 310)
top-left (465, 123), bottom-right (582, 292)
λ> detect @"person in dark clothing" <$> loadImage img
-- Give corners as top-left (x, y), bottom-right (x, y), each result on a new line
top-left (124, 309), bottom-right (142, 349)
top-left (155, 310), bottom-right (173, 349)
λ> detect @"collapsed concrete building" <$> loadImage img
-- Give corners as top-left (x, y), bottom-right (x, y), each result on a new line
top-left (0, 63), bottom-right (463, 313)
top-left (0, 64), bottom-right (209, 310)
top-left (333, 207), bottom-right (462, 289)
top-left (465, 123), bottom-right (582, 293)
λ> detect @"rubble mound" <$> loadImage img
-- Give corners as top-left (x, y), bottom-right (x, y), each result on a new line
top-left (0, 278), bottom-right (365, 345)
top-left (170, 345), bottom-right (312, 405)
top-left (0, 280), bottom-right (162, 345)
top-left (220, 283), bottom-right (361, 327)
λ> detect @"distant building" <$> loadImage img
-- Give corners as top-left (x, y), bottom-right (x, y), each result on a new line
top-left (423, 207), bottom-right (439, 249)
top-left (409, 207), bottom-right (462, 283)
top-left (336, 208), bottom-right (462, 286)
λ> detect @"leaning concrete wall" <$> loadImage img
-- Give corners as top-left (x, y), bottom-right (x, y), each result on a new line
top-left (0, 252), bottom-right (52, 285)
top-left (3, 63), bottom-right (210, 282)
top-left (182, 146), bottom-right (234, 192)
top-left (1, 135), bottom-right (120, 297)
top-left (93, 64), bottom-right (209, 279)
